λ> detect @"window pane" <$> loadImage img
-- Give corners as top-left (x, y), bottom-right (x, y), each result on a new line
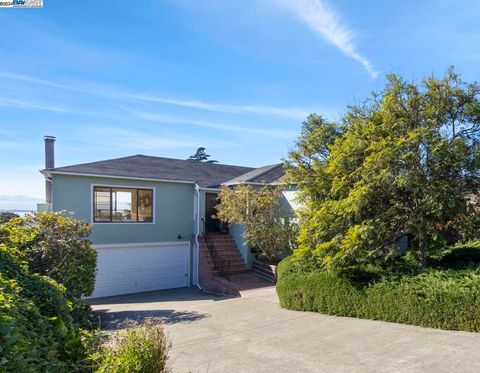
top-left (112, 188), bottom-right (137, 222)
top-left (138, 189), bottom-right (153, 222)
top-left (94, 187), bottom-right (111, 222)
top-left (93, 186), bottom-right (153, 223)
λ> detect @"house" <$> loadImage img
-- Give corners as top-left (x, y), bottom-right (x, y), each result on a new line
top-left (37, 136), bottom-right (292, 298)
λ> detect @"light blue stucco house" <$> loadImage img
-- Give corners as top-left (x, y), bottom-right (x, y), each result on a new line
top-left (38, 136), bottom-right (291, 297)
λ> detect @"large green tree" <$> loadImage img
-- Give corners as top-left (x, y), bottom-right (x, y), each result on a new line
top-left (287, 69), bottom-right (480, 270)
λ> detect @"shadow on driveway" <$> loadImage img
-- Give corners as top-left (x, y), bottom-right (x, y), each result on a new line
top-left (94, 308), bottom-right (210, 330)
top-left (89, 288), bottom-right (227, 330)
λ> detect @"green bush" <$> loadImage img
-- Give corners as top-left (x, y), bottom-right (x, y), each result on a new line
top-left (93, 320), bottom-right (171, 373)
top-left (430, 242), bottom-right (480, 269)
top-left (0, 212), bottom-right (97, 298)
top-left (276, 256), bottom-right (480, 332)
top-left (0, 244), bottom-right (91, 371)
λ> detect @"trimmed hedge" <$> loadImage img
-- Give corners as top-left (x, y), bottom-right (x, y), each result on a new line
top-left (276, 253), bottom-right (480, 332)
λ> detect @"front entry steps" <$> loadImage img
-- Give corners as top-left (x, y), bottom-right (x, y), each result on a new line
top-left (199, 234), bottom-right (249, 276)
top-left (199, 234), bottom-right (271, 296)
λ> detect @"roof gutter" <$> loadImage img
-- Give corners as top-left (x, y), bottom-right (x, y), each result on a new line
top-left (40, 170), bottom-right (197, 185)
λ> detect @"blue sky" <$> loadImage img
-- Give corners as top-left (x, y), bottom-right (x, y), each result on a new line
top-left (1, 0), bottom-right (480, 209)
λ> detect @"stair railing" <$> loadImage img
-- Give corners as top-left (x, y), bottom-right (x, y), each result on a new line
top-left (201, 218), bottom-right (231, 281)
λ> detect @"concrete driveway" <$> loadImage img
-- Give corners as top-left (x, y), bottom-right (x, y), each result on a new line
top-left (90, 287), bottom-right (480, 373)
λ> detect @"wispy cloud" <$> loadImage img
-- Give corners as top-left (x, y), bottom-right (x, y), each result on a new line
top-left (0, 70), bottom-right (316, 120)
top-left (71, 125), bottom-right (240, 153)
top-left (277, 0), bottom-right (377, 78)
top-left (0, 71), bottom-right (84, 92)
top-left (0, 97), bottom-right (70, 113)
top-left (125, 108), bottom-right (297, 138)
top-left (128, 94), bottom-right (312, 120)
top-left (75, 126), bottom-right (197, 151)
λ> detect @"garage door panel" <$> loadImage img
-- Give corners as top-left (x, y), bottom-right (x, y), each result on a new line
top-left (90, 243), bottom-right (190, 298)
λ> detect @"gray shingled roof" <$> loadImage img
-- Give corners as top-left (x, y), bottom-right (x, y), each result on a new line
top-left (44, 155), bottom-right (256, 188)
top-left (223, 163), bottom-right (285, 185)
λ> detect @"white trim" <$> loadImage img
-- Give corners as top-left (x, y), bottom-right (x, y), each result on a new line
top-left (222, 181), bottom-right (269, 186)
top-left (90, 184), bottom-right (156, 225)
top-left (222, 181), bottom-right (290, 186)
top-left (43, 170), bottom-right (196, 185)
top-left (194, 184), bottom-right (201, 287)
top-left (93, 241), bottom-right (190, 249)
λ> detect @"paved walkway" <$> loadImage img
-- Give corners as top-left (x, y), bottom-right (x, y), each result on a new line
top-left (90, 287), bottom-right (480, 373)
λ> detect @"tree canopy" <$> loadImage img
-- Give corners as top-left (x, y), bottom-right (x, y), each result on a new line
top-left (187, 147), bottom-right (218, 163)
top-left (286, 69), bottom-right (480, 270)
top-left (216, 185), bottom-right (298, 263)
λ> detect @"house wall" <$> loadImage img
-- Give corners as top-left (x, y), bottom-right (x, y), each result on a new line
top-left (280, 187), bottom-right (300, 212)
top-left (230, 223), bottom-right (253, 268)
top-left (51, 174), bottom-right (195, 245)
top-left (199, 190), bottom-right (207, 235)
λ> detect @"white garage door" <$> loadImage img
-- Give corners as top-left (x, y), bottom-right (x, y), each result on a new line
top-left (90, 241), bottom-right (190, 298)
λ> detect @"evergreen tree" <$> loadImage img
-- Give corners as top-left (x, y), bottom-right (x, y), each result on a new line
top-left (287, 69), bottom-right (480, 270)
top-left (187, 147), bottom-right (218, 163)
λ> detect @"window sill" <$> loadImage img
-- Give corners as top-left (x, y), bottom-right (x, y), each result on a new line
top-left (93, 222), bottom-right (156, 225)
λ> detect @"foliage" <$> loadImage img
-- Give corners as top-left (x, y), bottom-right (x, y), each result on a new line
top-left (429, 242), bottom-right (480, 269)
top-left (0, 211), bottom-right (19, 223)
top-left (187, 147), bottom-right (218, 163)
top-left (216, 184), bottom-right (298, 262)
top-left (0, 212), bottom-right (97, 298)
top-left (286, 69), bottom-right (480, 270)
top-left (0, 244), bottom-right (91, 372)
top-left (276, 255), bottom-right (480, 332)
top-left (93, 320), bottom-right (171, 373)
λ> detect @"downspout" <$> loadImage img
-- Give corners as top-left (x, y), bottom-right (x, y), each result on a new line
top-left (194, 183), bottom-right (202, 290)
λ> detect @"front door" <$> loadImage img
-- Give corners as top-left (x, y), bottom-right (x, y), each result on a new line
top-left (205, 193), bottom-right (220, 233)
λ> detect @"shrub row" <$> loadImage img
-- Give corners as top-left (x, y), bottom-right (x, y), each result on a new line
top-left (276, 255), bottom-right (480, 332)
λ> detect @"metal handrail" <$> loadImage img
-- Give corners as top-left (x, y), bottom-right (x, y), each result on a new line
top-left (201, 218), bottom-right (231, 281)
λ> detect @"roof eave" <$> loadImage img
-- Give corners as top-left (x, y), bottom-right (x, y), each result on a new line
top-left (44, 170), bottom-right (197, 185)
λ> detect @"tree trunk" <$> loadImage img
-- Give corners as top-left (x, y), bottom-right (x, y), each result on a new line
top-left (418, 232), bottom-right (427, 268)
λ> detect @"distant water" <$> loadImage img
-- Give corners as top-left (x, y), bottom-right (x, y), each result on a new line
top-left (0, 210), bottom-right (33, 217)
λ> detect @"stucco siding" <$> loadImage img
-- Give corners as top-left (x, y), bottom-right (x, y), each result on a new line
top-left (51, 174), bottom-right (195, 245)
top-left (230, 223), bottom-right (253, 268)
